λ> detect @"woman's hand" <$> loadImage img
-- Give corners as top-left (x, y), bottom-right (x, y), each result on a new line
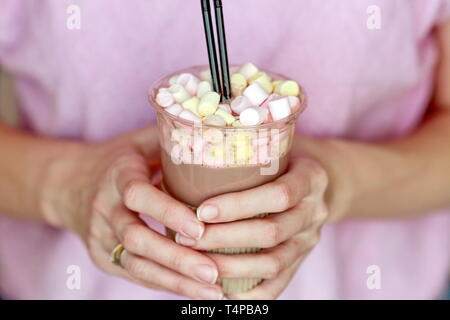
top-left (44, 127), bottom-right (223, 300)
top-left (175, 157), bottom-right (329, 299)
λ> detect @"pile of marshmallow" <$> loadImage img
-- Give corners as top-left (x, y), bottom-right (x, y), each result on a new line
top-left (154, 62), bottom-right (303, 127)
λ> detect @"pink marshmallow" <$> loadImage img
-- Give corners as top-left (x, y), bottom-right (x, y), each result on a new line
top-left (288, 96), bottom-right (300, 109)
top-left (231, 96), bottom-right (253, 115)
top-left (268, 97), bottom-right (292, 121)
top-left (218, 103), bottom-right (232, 114)
top-left (243, 83), bottom-right (269, 106)
top-left (176, 73), bottom-right (199, 96)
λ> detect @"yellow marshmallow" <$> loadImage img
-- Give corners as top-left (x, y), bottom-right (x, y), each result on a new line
top-left (232, 120), bottom-right (242, 127)
top-left (275, 80), bottom-right (300, 96)
top-left (233, 135), bottom-right (252, 163)
top-left (198, 92), bottom-right (220, 117)
top-left (231, 73), bottom-right (247, 97)
top-left (182, 97), bottom-right (201, 117)
top-left (248, 72), bottom-right (273, 94)
top-left (272, 80), bottom-right (282, 88)
top-left (215, 109), bottom-right (236, 125)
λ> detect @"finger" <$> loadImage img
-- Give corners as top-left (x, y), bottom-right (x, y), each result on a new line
top-left (207, 237), bottom-right (304, 279)
top-left (114, 154), bottom-right (204, 241)
top-left (121, 250), bottom-right (224, 300)
top-left (228, 256), bottom-right (304, 300)
top-left (110, 208), bottom-right (219, 285)
top-left (196, 159), bottom-right (310, 223)
top-left (179, 205), bottom-right (313, 250)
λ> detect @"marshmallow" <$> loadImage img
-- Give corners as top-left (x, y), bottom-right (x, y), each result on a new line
top-left (203, 114), bottom-right (226, 127)
top-left (239, 62), bottom-right (259, 80)
top-left (197, 81), bottom-right (213, 98)
top-left (232, 134), bottom-right (252, 163)
top-left (287, 96), bottom-right (301, 109)
top-left (176, 73), bottom-right (199, 96)
top-left (231, 73), bottom-right (247, 97)
top-left (218, 103), bottom-right (232, 114)
top-left (230, 96), bottom-right (253, 115)
top-left (182, 97), bottom-right (201, 117)
top-left (268, 97), bottom-right (292, 121)
top-left (202, 128), bottom-right (224, 144)
top-left (165, 104), bottom-right (183, 116)
top-left (274, 80), bottom-right (300, 96)
top-left (248, 72), bottom-right (273, 94)
top-left (200, 69), bottom-right (212, 82)
top-left (156, 89), bottom-right (174, 107)
top-left (215, 109), bottom-right (236, 125)
top-left (272, 80), bottom-right (282, 89)
top-left (169, 75), bottom-right (179, 85)
top-left (261, 93), bottom-right (282, 109)
top-left (169, 84), bottom-right (191, 103)
top-left (239, 107), bottom-right (265, 126)
top-left (243, 83), bottom-right (269, 106)
top-left (198, 92), bottom-right (220, 117)
top-left (178, 110), bottom-right (202, 123)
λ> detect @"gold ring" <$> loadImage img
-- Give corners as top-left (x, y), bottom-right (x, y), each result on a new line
top-left (110, 243), bottom-right (125, 266)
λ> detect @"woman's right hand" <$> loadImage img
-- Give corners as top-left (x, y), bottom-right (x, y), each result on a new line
top-left (44, 126), bottom-right (223, 300)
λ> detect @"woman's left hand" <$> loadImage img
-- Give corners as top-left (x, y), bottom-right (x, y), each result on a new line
top-left (174, 157), bottom-right (329, 299)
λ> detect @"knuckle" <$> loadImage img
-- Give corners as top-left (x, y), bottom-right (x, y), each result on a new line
top-left (264, 254), bottom-right (282, 279)
top-left (122, 180), bottom-right (143, 210)
top-left (122, 224), bottom-right (142, 253)
top-left (172, 277), bottom-right (188, 296)
top-left (263, 220), bottom-right (282, 247)
top-left (91, 193), bottom-right (107, 217)
top-left (309, 162), bottom-right (329, 192)
top-left (312, 206), bottom-right (329, 226)
top-left (168, 251), bottom-right (183, 271)
top-left (127, 260), bottom-right (147, 280)
top-left (273, 181), bottom-right (293, 211)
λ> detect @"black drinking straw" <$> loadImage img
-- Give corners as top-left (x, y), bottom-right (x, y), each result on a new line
top-left (201, 0), bottom-right (222, 95)
top-left (214, 0), bottom-right (232, 101)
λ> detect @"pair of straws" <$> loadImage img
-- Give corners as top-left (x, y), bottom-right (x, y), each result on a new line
top-left (201, 0), bottom-right (231, 102)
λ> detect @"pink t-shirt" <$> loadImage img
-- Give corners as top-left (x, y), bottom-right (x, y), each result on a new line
top-left (0, 0), bottom-right (449, 299)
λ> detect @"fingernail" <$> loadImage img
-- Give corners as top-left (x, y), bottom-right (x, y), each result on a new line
top-left (181, 220), bottom-right (204, 240)
top-left (198, 287), bottom-right (223, 300)
top-left (197, 205), bottom-right (218, 222)
top-left (175, 233), bottom-right (196, 247)
top-left (193, 265), bottom-right (218, 284)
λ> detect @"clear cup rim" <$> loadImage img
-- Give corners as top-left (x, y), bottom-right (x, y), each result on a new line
top-left (148, 65), bottom-right (306, 131)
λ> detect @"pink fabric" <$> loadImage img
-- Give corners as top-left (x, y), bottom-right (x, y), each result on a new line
top-left (0, 0), bottom-right (449, 299)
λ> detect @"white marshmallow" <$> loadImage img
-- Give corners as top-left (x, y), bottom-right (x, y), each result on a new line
top-left (197, 81), bottom-right (213, 98)
top-left (178, 110), bottom-right (202, 123)
top-left (218, 103), bottom-right (232, 114)
top-left (243, 83), bottom-right (269, 106)
top-left (268, 97), bottom-right (292, 121)
top-left (239, 107), bottom-right (264, 126)
top-left (165, 104), bottom-right (183, 116)
top-left (169, 84), bottom-right (191, 104)
top-left (239, 62), bottom-right (259, 79)
top-left (230, 96), bottom-right (253, 115)
top-left (203, 114), bottom-right (227, 127)
top-left (156, 89), bottom-right (174, 107)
